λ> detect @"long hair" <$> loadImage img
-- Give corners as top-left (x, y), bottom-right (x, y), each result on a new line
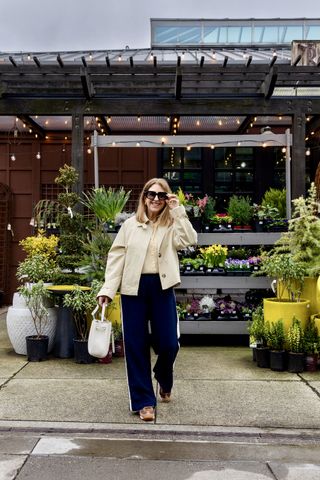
top-left (136, 178), bottom-right (173, 226)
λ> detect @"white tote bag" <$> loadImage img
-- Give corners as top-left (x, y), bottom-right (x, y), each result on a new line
top-left (88, 304), bottom-right (114, 358)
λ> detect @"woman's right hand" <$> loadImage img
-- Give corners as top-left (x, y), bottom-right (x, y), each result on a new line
top-left (98, 295), bottom-right (111, 307)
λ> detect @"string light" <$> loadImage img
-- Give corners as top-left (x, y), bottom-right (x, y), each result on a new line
top-left (10, 154), bottom-right (16, 161)
top-left (36, 152), bottom-right (41, 159)
top-left (306, 148), bottom-right (311, 156)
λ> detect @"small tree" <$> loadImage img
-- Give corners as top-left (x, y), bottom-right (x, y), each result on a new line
top-left (248, 305), bottom-right (267, 346)
top-left (19, 282), bottom-right (51, 338)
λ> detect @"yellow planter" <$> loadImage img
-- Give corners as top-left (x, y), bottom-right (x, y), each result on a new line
top-left (263, 298), bottom-right (310, 333)
top-left (277, 277), bottom-right (319, 316)
top-left (107, 293), bottom-right (121, 325)
top-left (310, 313), bottom-right (320, 334)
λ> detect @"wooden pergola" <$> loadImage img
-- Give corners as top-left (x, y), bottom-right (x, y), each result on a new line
top-left (1, 51), bottom-right (320, 198)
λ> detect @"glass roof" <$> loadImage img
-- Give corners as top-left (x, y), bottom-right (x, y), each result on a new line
top-left (151, 19), bottom-right (320, 47)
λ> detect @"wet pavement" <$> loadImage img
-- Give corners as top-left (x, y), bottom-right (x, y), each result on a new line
top-left (1, 306), bottom-right (320, 479)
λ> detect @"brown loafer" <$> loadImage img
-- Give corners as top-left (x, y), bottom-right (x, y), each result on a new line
top-left (139, 406), bottom-right (155, 421)
top-left (159, 388), bottom-right (171, 403)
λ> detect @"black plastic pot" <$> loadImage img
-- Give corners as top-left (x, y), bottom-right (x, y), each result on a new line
top-left (305, 353), bottom-right (318, 372)
top-left (255, 347), bottom-right (270, 368)
top-left (73, 339), bottom-right (95, 364)
top-left (270, 350), bottom-right (286, 371)
top-left (288, 352), bottom-right (304, 373)
top-left (26, 335), bottom-right (49, 361)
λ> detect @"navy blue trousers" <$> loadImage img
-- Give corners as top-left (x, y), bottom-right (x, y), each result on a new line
top-left (121, 274), bottom-right (179, 412)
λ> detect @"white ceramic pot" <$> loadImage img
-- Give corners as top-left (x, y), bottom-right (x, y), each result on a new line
top-left (6, 294), bottom-right (58, 355)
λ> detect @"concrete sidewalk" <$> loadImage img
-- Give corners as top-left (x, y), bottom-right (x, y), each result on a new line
top-left (2, 307), bottom-right (320, 479)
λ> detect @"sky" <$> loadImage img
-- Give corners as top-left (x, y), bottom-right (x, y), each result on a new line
top-left (0, 0), bottom-right (319, 53)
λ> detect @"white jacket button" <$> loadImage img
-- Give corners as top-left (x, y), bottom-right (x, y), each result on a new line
top-left (162, 274), bottom-right (166, 278)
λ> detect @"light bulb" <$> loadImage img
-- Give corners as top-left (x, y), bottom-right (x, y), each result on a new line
top-left (87, 147), bottom-right (92, 154)
top-left (10, 154), bottom-right (16, 161)
top-left (36, 152), bottom-right (41, 159)
top-left (306, 148), bottom-right (311, 156)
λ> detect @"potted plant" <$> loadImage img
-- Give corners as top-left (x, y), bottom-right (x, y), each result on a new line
top-left (16, 231), bottom-right (59, 284)
top-left (214, 295), bottom-right (240, 321)
top-left (63, 284), bottom-right (97, 364)
top-left (19, 281), bottom-right (55, 361)
top-left (265, 319), bottom-right (286, 371)
top-left (224, 258), bottom-right (251, 276)
top-left (303, 318), bottom-right (319, 372)
top-left (261, 187), bottom-right (287, 231)
top-left (199, 244), bottom-right (228, 274)
top-left (259, 249), bottom-right (309, 333)
top-left (198, 295), bottom-right (215, 319)
top-left (248, 305), bottom-right (269, 366)
top-left (82, 186), bottom-right (131, 232)
top-left (287, 317), bottom-right (305, 373)
top-left (210, 213), bottom-right (233, 232)
top-left (279, 183), bottom-right (320, 315)
top-left (201, 196), bottom-right (216, 232)
top-left (227, 195), bottom-right (253, 230)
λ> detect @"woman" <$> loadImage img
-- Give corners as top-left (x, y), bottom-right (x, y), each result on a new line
top-left (97, 178), bottom-right (197, 421)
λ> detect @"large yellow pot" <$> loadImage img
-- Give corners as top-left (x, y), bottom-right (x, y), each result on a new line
top-left (263, 298), bottom-right (310, 333)
top-left (107, 293), bottom-right (121, 325)
top-left (311, 313), bottom-right (320, 334)
top-left (277, 277), bottom-right (319, 316)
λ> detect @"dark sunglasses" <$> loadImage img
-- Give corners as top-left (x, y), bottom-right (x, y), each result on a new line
top-left (144, 190), bottom-right (168, 201)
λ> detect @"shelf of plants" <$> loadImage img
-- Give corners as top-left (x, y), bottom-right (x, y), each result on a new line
top-left (177, 234), bottom-right (276, 336)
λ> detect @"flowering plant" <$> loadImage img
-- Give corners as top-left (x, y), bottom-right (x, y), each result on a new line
top-left (224, 258), bottom-right (251, 271)
top-left (199, 295), bottom-right (215, 313)
top-left (199, 244), bottom-right (228, 268)
top-left (247, 256), bottom-right (262, 267)
top-left (176, 188), bottom-right (209, 218)
top-left (215, 296), bottom-right (240, 315)
top-left (186, 298), bottom-right (201, 315)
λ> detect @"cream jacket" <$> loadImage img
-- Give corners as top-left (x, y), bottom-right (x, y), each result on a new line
top-left (97, 205), bottom-right (197, 300)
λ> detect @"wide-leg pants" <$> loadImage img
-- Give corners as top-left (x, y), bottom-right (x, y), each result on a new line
top-left (121, 274), bottom-right (179, 412)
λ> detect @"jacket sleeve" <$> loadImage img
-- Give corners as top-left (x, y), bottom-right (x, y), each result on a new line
top-left (97, 224), bottom-right (126, 300)
top-left (169, 205), bottom-right (198, 250)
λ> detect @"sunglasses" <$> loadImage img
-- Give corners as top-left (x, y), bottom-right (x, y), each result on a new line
top-left (144, 190), bottom-right (168, 201)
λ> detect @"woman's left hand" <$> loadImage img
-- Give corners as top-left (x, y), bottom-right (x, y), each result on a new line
top-left (166, 194), bottom-right (180, 209)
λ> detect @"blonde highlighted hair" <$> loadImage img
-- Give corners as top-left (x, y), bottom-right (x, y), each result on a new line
top-left (136, 178), bottom-right (173, 226)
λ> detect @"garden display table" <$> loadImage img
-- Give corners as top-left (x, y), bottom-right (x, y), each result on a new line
top-left (47, 285), bottom-right (90, 358)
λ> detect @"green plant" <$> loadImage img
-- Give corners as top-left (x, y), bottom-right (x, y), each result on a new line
top-left (17, 254), bottom-right (59, 283)
top-left (258, 251), bottom-right (306, 301)
top-left (63, 285), bottom-right (97, 340)
top-left (227, 195), bottom-right (253, 226)
top-left (113, 322), bottom-right (123, 341)
top-left (82, 186), bottom-right (131, 224)
top-left (19, 281), bottom-right (52, 338)
top-left (247, 305), bottom-right (266, 346)
top-left (265, 319), bottom-right (285, 351)
top-left (283, 183), bottom-right (320, 276)
top-left (304, 318), bottom-right (319, 355)
top-left (261, 188), bottom-right (286, 218)
top-left (287, 317), bottom-right (304, 353)
top-left (20, 232), bottom-right (59, 259)
top-left (203, 196), bottom-right (216, 223)
top-left (55, 164), bottom-right (80, 209)
top-left (199, 244), bottom-right (228, 268)
top-left (79, 226), bottom-right (113, 283)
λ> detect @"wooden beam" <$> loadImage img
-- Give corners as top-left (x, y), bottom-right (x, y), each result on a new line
top-left (246, 56), bottom-right (252, 68)
top-left (292, 111), bottom-right (306, 198)
top-left (80, 67), bottom-right (94, 99)
top-left (33, 56), bottom-right (41, 68)
top-left (71, 113), bottom-right (84, 198)
top-left (260, 66), bottom-right (278, 99)
top-left (293, 55), bottom-right (302, 66)
top-left (223, 56), bottom-right (228, 68)
top-left (8, 56), bottom-right (17, 67)
top-left (200, 56), bottom-right (205, 68)
top-left (269, 55), bottom-right (277, 67)
top-left (2, 96), bottom-right (320, 116)
top-left (17, 115), bottom-right (45, 138)
top-left (57, 54), bottom-right (64, 68)
top-left (96, 115), bottom-right (111, 134)
top-left (237, 115), bottom-right (255, 134)
top-left (175, 66), bottom-right (182, 100)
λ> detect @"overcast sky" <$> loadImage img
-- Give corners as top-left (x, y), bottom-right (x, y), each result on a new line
top-left (0, 0), bottom-right (319, 52)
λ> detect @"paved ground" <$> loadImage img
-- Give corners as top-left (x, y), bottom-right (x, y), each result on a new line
top-left (1, 306), bottom-right (320, 479)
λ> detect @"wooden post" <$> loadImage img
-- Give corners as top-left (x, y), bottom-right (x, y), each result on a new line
top-left (71, 113), bottom-right (84, 196)
top-left (291, 112), bottom-right (306, 199)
